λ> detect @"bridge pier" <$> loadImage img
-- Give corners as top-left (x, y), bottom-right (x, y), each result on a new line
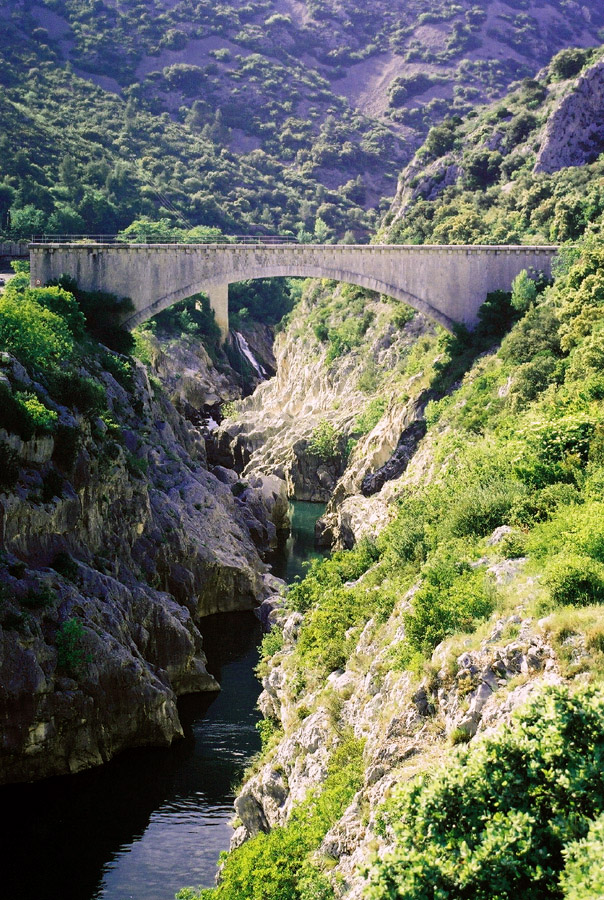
top-left (206, 283), bottom-right (229, 340)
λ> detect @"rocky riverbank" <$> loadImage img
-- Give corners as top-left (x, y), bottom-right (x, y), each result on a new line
top-left (0, 329), bottom-right (284, 784)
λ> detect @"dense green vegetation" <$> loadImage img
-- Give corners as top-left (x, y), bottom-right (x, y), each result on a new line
top-left (0, 261), bottom-right (134, 489)
top-left (240, 76), bottom-right (604, 890)
top-left (383, 48), bottom-right (604, 246)
top-left (368, 684), bottom-right (604, 900)
top-left (2, 0), bottom-right (602, 243)
top-left (177, 736), bottom-right (365, 900)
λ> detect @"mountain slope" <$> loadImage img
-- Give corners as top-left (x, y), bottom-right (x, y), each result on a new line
top-left (2, 0), bottom-right (604, 241)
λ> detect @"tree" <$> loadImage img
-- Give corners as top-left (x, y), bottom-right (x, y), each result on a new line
top-left (313, 215), bottom-right (330, 243)
top-left (511, 270), bottom-right (538, 312)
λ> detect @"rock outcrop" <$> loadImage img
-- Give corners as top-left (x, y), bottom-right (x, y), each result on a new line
top-left (233, 557), bottom-right (564, 899)
top-left (535, 58), bottom-right (604, 173)
top-left (0, 344), bottom-right (279, 784)
top-left (216, 288), bottom-right (435, 545)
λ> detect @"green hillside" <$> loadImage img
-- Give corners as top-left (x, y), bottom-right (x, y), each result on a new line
top-left (2, 0), bottom-right (604, 240)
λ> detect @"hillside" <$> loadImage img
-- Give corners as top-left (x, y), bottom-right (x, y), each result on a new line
top-left (178, 42), bottom-right (604, 900)
top-left (381, 45), bottom-right (604, 245)
top-left (2, 1), bottom-right (604, 240)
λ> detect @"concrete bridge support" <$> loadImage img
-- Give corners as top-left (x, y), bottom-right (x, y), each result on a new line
top-left (29, 242), bottom-right (559, 339)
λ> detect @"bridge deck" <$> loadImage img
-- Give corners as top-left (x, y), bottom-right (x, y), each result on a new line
top-left (29, 241), bottom-right (559, 339)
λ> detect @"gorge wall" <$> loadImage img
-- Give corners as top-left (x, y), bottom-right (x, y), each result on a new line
top-left (0, 327), bottom-right (286, 784)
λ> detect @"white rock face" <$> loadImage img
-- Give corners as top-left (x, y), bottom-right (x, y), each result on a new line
top-left (535, 58), bottom-right (604, 173)
top-left (234, 569), bottom-right (571, 899)
top-left (217, 291), bottom-right (435, 543)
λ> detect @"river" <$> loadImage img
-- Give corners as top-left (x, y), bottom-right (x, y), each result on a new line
top-left (0, 501), bottom-right (326, 900)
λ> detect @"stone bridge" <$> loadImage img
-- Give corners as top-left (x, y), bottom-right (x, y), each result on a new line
top-left (29, 242), bottom-right (559, 338)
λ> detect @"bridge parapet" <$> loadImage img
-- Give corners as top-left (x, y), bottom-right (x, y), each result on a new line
top-left (29, 242), bottom-right (559, 339)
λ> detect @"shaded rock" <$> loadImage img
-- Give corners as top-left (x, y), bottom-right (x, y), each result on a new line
top-left (361, 419), bottom-right (427, 496)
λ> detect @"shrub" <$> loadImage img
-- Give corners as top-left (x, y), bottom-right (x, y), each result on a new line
top-left (51, 552), bottom-right (79, 582)
top-left (403, 566), bottom-right (495, 659)
top-left (550, 48), bottom-right (589, 81)
top-left (14, 392), bottom-right (57, 434)
top-left (307, 420), bottom-right (341, 462)
top-left (510, 270), bottom-right (537, 313)
top-left (256, 627), bottom-right (284, 678)
top-left (0, 295), bottom-right (75, 370)
top-left (56, 278), bottom-right (135, 354)
top-left (355, 398), bottom-right (387, 435)
top-left (25, 286), bottom-right (86, 337)
top-left (47, 371), bottom-right (106, 418)
top-left (55, 617), bottom-right (91, 678)
top-left (187, 737), bottom-right (364, 900)
top-left (499, 304), bottom-right (561, 364)
top-left (545, 553), bottom-right (604, 607)
top-left (446, 474), bottom-right (525, 538)
top-left (462, 149), bottom-right (502, 190)
top-left (101, 352), bottom-right (134, 391)
top-left (21, 583), bottom-right (57, 609)
top-left (368, 685), bottom-right (604, 900)
top-left (561, 813), bottom-right (604, 900)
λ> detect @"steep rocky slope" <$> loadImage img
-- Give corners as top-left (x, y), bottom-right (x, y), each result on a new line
top-left (0, 293), bottom-right (287, 784)
top-left (188, 234), bottom-right (604, 898)
top-left (217, 284), bottom-right (435, 535)
top-left (383, 45), bottom-right (604, 245)
top-left (183, 46), bottom-right (604, 900)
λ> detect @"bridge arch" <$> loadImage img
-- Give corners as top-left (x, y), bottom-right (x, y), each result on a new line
top-left (123, 263), bottom-right (456, 334)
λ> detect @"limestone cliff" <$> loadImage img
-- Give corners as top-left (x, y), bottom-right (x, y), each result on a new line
top-left (241, 560), bottom-right (565, 899)
top-left (535, 56), bottom-right (604, 173)
top-left (216, 282), bottom-right (436, 546)
top-left (0, 342), bottom-right (281, 784)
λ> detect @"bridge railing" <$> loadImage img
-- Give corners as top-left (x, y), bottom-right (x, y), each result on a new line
top-left (30, 234), bottom-right (299, 245)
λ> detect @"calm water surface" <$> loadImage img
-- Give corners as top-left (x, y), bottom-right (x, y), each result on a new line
top-left (0, 501), bottom-right (326, 900)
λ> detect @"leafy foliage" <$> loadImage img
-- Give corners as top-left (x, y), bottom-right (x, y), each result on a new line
top-left (307, 420), bottom-right (342, 463)
top-left (55, 617), bottom-right (91, 679)
top-left (179, 737), bottom-right (364, 900)
top-left (367, 685), bottom-right (604, 900)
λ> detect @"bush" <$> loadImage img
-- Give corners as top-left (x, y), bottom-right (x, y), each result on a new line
top-left (368, 685), bottom-right (604, 900)
top-left (101, 352), bottom-right (134, 391)
top-left (14, 392), bottom-right (57, 434)
top-left (55, 618), bottom-right (91, 678)
top-left (545, 553), bottom-right (604, 607)
top-left (403, 565), bottom-right (495, 660)
top-left (355, 398), bottom-right (387, 435)
top-left (0, 295), bottom-right (75, 370)
top-left (24, 286), bottom-right (86, 337)
top-left (561, 813), bottom-right (604, 900)
top-left (187, 737), bottom-right (364, 900)
top-left (47, 372), bottom-right (106, 418)
top-left (21, 583), bottom-right (57, 609)
top-left (51, 552), bottom-right (79, 582)
top-left (307, 420), bottom-right (341, 462)
top-left (510, 270), bottom-right (537, 313)
top-left (256, 627), bottom-right (284, 677)
top-left (56, 278), bottom-right (135, 354)
top-left (550, 48), bottom-right (589, 81)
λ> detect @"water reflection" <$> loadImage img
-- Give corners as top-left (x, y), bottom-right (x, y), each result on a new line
top-left (0, 612), bottom-right (262, 900)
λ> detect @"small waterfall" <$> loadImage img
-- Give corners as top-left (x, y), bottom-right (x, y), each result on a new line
top-left (233, 331), bottom-right (268, 379)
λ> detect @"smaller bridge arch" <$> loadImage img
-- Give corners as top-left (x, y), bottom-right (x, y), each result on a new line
top-left (29, 242), bottom-right (559, 339)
